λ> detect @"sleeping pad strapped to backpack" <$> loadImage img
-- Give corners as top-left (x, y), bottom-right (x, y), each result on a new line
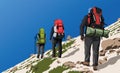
top-left (86, 7), bottom-right (110, 38)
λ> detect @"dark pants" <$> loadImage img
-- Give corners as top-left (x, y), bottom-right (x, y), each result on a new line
top-left (52, 38), bottom-right (62, 58)
top-left (37, 44), bottom-right (44, 58)
top-left (84, 36), bottom-right (100, 66)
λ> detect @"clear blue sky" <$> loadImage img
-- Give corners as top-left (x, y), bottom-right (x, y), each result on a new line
top-left (0, 0), bottom-right (120, 72)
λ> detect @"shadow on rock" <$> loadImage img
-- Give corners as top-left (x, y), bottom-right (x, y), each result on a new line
top-left (98, 55), bottom-right (120, 70)
top-left (63, 48), bottom-right (79, 58)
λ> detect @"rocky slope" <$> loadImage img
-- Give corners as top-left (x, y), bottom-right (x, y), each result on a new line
top-left (2, 19), bottom-right (120, 73)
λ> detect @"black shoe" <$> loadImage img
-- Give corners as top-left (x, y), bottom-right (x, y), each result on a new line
top-left (58, 55), bottom-right (61, 58)
top-left (52, 55), bottom-right (56, 58)
top-left (37, 55), bottom-right (39, 58)
top-left (93, 66), bottom-right (98, 71)
top-left (41, 55), bottom-right (43, 59)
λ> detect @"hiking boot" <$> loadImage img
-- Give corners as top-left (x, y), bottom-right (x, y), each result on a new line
top-left (81, 61), bottom-right (90, 66)
top-left (58, 56), bottom-right (61, 58)
top-left (37, 55), bottom-right (39, 58)
top-left (58, 55), bottom-right (61, 58)
top-left (93, 66), bottom-right (98, 71)
top-left (52, 55), bottom-right (56, 58)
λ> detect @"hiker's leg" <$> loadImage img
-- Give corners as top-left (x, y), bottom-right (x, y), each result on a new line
top-left (41, 44), bottom-right (44, 58)
top-left (84, 36), bottom-right (93, 62)
top-left (52, 39), bottom-right (57, 57)
top-left (37, 44), bottom-right (40, 58)
top-left (58, 39), bottom-right (62, 58)
top-left (92, 37), bottom-right (100, 66)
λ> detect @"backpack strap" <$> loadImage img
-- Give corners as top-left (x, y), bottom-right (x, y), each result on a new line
top-left (87, 13), bottom-right (94, 27)
top-left (87, 10), bottom-right (103, 27)
top-left (92, 7), bottom-right (102, 25)
top-left (88, 14), bottom-right (91, 25)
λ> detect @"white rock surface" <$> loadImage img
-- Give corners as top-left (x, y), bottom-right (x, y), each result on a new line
top-left (2, 19), bottom-right (120, 73)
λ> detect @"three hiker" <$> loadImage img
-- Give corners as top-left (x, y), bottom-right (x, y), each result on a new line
top-left (50, 19), bottom-right (65, 58)
top-left (34, 7), bottom-right (108, 71)
top-left (80, 7), bottom-right (105, 70)
top-left (36, 28), bottom-right (46, 59)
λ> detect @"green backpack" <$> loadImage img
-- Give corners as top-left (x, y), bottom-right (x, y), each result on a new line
top-left (37, 28), bottom-right (46, 44)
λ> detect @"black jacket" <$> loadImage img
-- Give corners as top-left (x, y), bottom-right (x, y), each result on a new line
top-left (50, 26), bottom-right (54, 40)
top-left (50, 26), bottom-right (65, 40)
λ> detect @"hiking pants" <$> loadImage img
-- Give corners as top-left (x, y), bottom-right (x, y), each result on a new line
top-left (52, 38), bottom-right (62, 58)
top-left (84, 36), bottom-right (100, 66)
top-left (37, 44), bottom-right (44, 58)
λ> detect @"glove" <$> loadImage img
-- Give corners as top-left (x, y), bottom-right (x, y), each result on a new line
top-left (81, 35), bottom-right (85, 41)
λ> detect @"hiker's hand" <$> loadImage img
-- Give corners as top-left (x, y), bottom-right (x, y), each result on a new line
top-left (81, 35), bottom-right (84, 41)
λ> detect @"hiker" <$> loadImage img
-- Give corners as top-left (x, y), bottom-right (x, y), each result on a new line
top-left (36, 28), bottom-right (46, 59)
top-left (50, 19), bottom-right (65, 58)
top-left (80, 7), bottom-right (105, 70)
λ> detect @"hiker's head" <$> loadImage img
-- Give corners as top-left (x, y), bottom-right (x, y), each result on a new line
top-left (40, 28), bottom-right (45, 33)
top-left (54, 19), bottom-right (63, 26)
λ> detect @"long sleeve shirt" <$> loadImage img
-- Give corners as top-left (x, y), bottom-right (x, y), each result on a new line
top-left (50, 26), bottom-right (54, 40)
top-left (80, 15), bottom-right (88, 36)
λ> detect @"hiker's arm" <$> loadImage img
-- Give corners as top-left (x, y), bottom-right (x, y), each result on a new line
top-left (63, 33), bottom-right (65, 40)
top-left (50, 27), bottom-right (54, 40)
top-left (80, 15), bottom-right (88, 37)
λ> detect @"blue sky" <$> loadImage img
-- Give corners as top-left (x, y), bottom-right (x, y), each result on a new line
top-left (0, 0), bottom-right (120, 72)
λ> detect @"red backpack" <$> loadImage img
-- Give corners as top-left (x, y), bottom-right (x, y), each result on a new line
top-left (54, 19), bottom-right (64, 38)
top-left (87, 7), bottom-right (103, 28)
top-left (57, 23), bottom-right (64, 34)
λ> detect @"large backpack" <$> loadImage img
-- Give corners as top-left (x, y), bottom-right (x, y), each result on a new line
top-left (37, 28), bottom-right (46, 44)
top-left (86, 7), bottom-right (110, 38)
top-left (53, 19), bottom-right (64, 39)
top-left (87, 7), bottom-right (103, 29)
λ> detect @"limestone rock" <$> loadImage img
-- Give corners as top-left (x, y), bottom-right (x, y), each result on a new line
top-left (109, 49), bottom-right (115, 54)
top-left (99, 50), bottom-right (106, 56)
top-left (98, 57), bottom-right (107, 65)
top-left (82, 68), bottom-right (93, 73)
top-left (76, 61), bottom-right (81, 64)
top-left (63, 61), bottom-right (76, 68)
top-left (67, 35), bottom-right (72, 40)
top-left (116, 49), bottom-right (120, 55)
top-left (101, 38), bottom-right (120, 56)
top-left (10, 66), bottom-right (18, 73)
top-left (57, 60), bottom-right (61, 64)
